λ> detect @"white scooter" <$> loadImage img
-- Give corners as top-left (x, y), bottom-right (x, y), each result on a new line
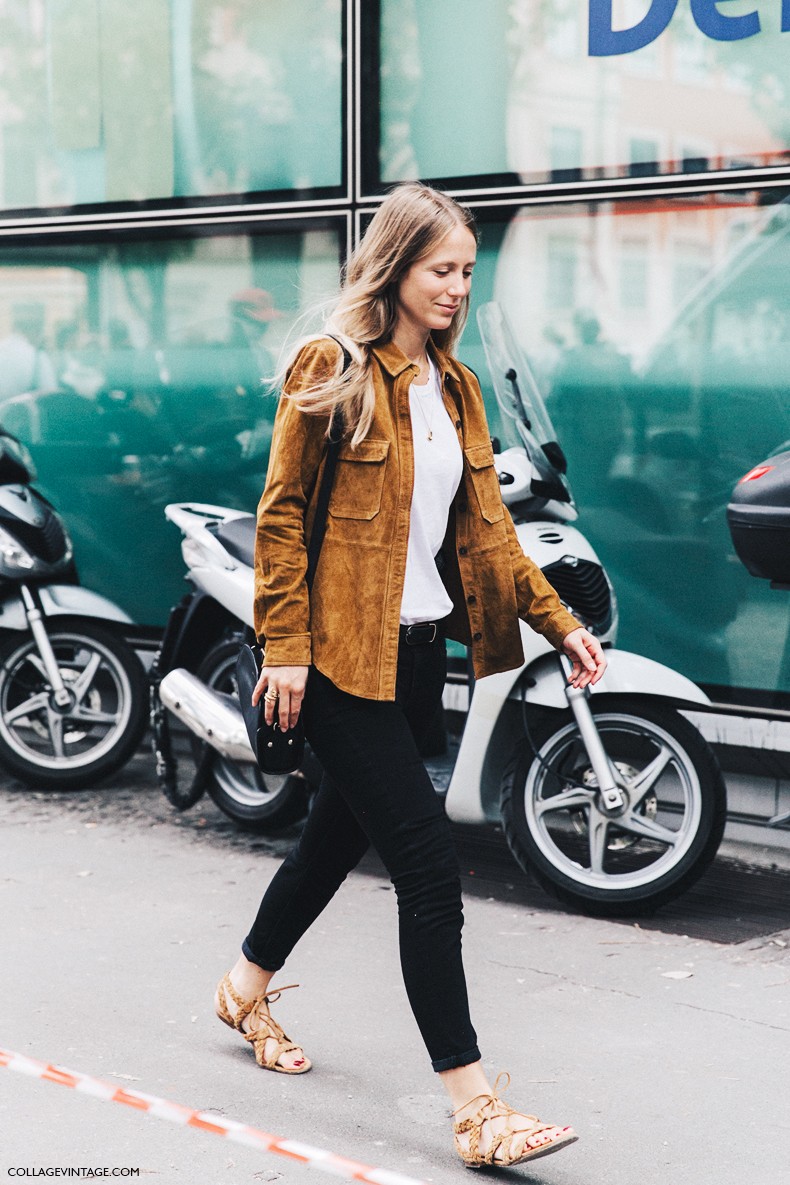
top-left (152, 303), bottom-right (726, 916)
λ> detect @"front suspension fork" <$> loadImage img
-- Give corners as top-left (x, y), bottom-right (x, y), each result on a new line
top-left (19, 585), bottom-right (71, 707)
top-left (559, 653), bottom-right (625, 811)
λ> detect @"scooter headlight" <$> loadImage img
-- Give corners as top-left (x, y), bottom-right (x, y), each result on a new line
top-left (0, 524), bottom-right (35, 570)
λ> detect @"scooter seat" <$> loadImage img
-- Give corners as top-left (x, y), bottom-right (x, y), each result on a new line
top-left (209, 514), bottom-right (256, 568)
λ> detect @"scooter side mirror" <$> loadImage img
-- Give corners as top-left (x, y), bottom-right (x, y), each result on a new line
top-left (541, 440), bottom-right (567, 474)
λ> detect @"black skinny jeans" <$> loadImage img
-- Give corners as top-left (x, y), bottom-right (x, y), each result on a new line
top-left (242, 634), bottom-right (481, 1072)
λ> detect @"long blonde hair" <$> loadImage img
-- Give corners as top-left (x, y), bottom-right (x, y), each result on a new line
top-left (280, 183), bottom-right (477, 445)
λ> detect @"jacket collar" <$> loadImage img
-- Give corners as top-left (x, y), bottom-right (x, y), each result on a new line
top-left (372, 338), bottom-right (464, 383)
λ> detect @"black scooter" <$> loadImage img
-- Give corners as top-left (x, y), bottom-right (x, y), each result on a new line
top-left (727, 447), bottom-right (790, 826)
top-left (0, 428), bottom-right (147, 788)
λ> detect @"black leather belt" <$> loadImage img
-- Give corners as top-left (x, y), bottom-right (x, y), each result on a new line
top-left (399, 621), bottom-right (439, 645)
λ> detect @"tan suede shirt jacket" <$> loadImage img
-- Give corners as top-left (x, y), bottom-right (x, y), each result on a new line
top-left (254, 336), bottom-right (580, 700)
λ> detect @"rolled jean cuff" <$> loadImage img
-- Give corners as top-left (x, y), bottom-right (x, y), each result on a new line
top-left (431, 1045), bottom-right (481, 1073)
top-left (241, 937), bottom-right (284, 971)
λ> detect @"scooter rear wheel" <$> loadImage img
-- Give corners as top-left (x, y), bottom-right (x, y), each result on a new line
top-left (501, 696), bottom-right (726, 916)
top-left (195, 637), bottom-right (309, 831)
top-left (0, 618), bottom-right (148, 790)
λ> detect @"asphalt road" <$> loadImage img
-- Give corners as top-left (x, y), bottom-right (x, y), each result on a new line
top-left (1, 744), bottom-right (789, 1185)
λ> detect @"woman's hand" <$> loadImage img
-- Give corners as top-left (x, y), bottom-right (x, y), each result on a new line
top-left (252, 664), bottom-right (310, 731)
top-left (561, 627), bottom-right (607, 690)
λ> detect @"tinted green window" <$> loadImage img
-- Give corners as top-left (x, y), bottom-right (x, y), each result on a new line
top-left (0, 0), bottom-right (344, 211)
top-left (0, 224), bottom-right (343, 623)
top-left (377, 1), bottom-right (790, 188)
top-left (460, 198), bottom-right (790, 695)
top-left (378, 0), bottom-right (510, 182)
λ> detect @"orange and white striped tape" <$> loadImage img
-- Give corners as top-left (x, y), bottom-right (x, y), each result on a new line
top-left (0, 1047), bottom-right (428, 1185)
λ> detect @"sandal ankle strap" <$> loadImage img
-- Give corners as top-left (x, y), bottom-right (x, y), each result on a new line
top-left (452, 1070), bottom-right (512, 1118)
top-left (262, 982), bottom-right (299, 1005)
top-left (217, 975), bottom-right (300, 1031)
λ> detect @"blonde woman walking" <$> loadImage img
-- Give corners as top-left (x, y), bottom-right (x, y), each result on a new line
top-left (215, 183), bottom-right (606, 1168)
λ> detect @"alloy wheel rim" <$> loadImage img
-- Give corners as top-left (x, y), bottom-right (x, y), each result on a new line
top-left (523, 712), bottom-right (703, 891)
top-left (0, 632), bottom-right (133, 770)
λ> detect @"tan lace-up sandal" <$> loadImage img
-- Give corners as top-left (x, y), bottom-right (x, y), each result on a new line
top-left (452, 1073), bottom-right (577, 1168)
top-left (215, 975), bottom-right (312, 1074)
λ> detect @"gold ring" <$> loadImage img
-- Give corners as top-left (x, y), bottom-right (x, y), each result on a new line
top-left (263, 690), bottom-right (279, 703)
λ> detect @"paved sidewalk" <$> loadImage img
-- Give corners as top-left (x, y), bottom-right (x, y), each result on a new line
top-left (1, 752), bottom-right (789, 1185)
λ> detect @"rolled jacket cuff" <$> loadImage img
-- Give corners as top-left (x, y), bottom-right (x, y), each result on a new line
top-left (257, 633), bottom-right (312, 667)
top-left (539, 608), bottom-right (583, 651)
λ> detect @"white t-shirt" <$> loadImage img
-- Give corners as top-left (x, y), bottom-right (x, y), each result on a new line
top-left (400, 357), bottom-right (463, 625)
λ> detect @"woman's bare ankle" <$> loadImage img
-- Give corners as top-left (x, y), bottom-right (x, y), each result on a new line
top-left (439, 1060), bottom-right (492, 1113)
top-left (228, 954), bottom-right (275, 1000)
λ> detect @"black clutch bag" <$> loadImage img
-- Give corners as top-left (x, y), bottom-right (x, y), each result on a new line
top-left (235, 642), bottom-right (305, 774)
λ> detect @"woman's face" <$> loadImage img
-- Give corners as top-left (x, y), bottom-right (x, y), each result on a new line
top-left (395, 224), bottom-right (477, 339)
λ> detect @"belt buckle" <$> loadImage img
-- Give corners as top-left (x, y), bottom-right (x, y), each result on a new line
top-left (405, 622), bottom-right (437, 645)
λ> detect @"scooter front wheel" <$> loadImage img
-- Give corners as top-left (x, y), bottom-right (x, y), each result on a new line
top-left (0, 618), bottom-right (148, 789)
top-left (501, 696), bottom-right (726, 916)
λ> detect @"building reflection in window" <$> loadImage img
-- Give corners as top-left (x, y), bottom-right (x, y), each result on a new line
top-left (0, 227), bottom-right (342, 624)
top-left (478, 196), bottom-right (790, 693)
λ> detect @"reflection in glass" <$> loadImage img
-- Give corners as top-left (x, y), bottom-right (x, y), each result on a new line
top-left (0, 0), bottom-right (343, 211)
top-left (0, 228), bottom-right (342, 624)
top-left (461, 198), bottom-right (790, 695)
top-left (379, 0), bottom-right (790, 186)
top-left (379, 0), bottom-right (510, 181)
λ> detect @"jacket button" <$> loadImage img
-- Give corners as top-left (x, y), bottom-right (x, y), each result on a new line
top-left (455, 419), bottom-right (462, 429)
top-left (467, 594), bottom-right (477, 605)
top-left (473, 631), bottom-right (482, 641)
top-left (459, 546), bottom-right (468, 556)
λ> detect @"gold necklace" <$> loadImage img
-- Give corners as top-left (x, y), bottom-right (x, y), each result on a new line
top-left (412, 360), bottom-right (436, 441)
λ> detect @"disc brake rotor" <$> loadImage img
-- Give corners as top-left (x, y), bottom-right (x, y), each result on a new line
top-left (569, 761), bottom-right (658, 851)
top-left (22, 664), bottom-right (107, 746)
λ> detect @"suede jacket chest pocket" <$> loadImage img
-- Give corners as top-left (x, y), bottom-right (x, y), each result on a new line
top-left (464, 443), bottom-right (505, 523)
top-left (328, 439), bottom-right (390, 520)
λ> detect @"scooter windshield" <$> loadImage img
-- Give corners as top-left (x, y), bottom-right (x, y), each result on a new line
top-left (476, 301), bottom-right (573, 507)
